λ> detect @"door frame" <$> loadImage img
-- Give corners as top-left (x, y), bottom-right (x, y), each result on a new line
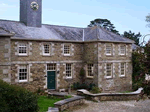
top-left (46, 64), bottom-right (56, 90)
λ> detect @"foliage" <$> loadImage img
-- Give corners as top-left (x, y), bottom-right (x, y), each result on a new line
top-left (132, 41), bottom-right (150, 95)
top-left (64, 95), bottom-right (72, 99)
top-left (90, 87), bottom-right (102, 94)
top-left (123, 30), bottom-right (141, 45)
top-left (36, 87), bottom-right (46, 96)
top-left (88, 18), bottom-right (119, 35)
top-left (38, 96), bottom-right (61, 112)
top-left (146, 13), bottom-right (150, 27)
top-left (73, 82), bottom-right (96, 90)
top-left (0, 79), bottom-right (39, 112)
top-left (79, 68), bottom-right (86, 83)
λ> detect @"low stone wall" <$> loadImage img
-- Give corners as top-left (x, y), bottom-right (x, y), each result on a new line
top-left (54, 96), bottom-right (85, 111)
top-left (77, 88), bottom-right (143, 101)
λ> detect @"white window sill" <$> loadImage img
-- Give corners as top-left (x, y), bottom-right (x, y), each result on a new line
top-left (86, 76), bottom-right (94, 79)
top-left (119, 75), bottom-right (125, 77)
top-left (18, 54), bottom-right (28, 56)
top-left (43, 54), bottom-right (51, 56)
top-left (65, 77), bottom-right (72, 79)
top-left (64, 54), bottom-right (71, 56)
top-left (119, 54), bottom-right (126, 56)
top-left (106, 54), bottom-right (112, 56)
top-left (105, 76), bottom-right (112, 79)
top-left (19, 80), bottom-right (28, 83)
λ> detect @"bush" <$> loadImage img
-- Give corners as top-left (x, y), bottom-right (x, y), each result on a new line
top-left (90, 87), bottom-right (102, 94)
top-left (0, 79), bottom-right (39, 112)
top-left (72, 82), bottom-right (96, 91)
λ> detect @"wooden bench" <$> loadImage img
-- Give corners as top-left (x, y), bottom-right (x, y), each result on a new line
top-left (54, 96), bottom-right (85, 111)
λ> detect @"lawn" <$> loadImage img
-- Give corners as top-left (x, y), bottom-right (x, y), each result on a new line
top-left (38, 96), bottom-right (61, 112)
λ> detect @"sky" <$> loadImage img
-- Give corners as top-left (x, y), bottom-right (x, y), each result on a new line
top-left (0, 0), bottom-right (150, 43)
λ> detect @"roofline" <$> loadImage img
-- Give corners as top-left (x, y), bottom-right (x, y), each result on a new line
top-left (11, 37), bottom-right (134, 44)
top-left (0, 34), bottom-right (14, 37)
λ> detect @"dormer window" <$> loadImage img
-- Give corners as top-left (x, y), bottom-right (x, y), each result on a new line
top-left (18, 43), bottom-right (28, 56)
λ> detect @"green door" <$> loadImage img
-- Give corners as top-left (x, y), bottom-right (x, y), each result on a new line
top-left (47, 71), bottom-right (56, 89)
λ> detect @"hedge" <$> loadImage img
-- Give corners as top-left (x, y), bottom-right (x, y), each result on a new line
top-left (0, 80), bottom-right (39, 112)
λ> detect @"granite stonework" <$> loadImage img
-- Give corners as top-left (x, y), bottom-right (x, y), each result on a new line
top-left (0, 38), bottom-right (133, 92)
top-left (0, 0), bottom-right (134, 93)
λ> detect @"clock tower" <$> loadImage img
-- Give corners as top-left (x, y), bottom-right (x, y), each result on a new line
top-left (20, 0), bottom-right (42, 27)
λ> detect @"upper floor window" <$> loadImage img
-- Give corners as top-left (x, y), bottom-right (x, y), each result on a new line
top-left (106, 44), bottom-right (112, 55)
top-left (43, 44), bottom-right (50, 55)
top-left (120, 45), bottom-right (126, 55)
top-left (120, 63), bottom-right (125, 76)
top-left (19, 65), bottom-right (28, 82)
top-left (106, 63), bottom-right (113, 78)
top-left (64, 44), bottom-right (70, 56)
top-left (18, 44), bottom-right (27, 55)
top-left (66, 63), bottom-right (72, 78)
top-left (87, 64), bottom-right (94, 77)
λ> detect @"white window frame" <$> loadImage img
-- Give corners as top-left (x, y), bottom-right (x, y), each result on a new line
top-left (120, 63), bottom-right (126, 77)
top-left (18, 65), bottom-right (28, 82)
top-left (18, 43), bottom-right (28, 56)
top-left (120, 45), bottom-right (126, 55)
top-left (47, 64), bottom-right (56, 71)
top-left (66, 63), bottom-right (72, 79)
top-left (106, 44), bottom-right (112, 56)
top-left (43, 43), bottom-right (51, 56)
top-left (87, 64), bottom-right (94, 78)
top-left (63, 44), bottom-right (71, 56)
top-left (106, 63), bottom-right (113, 78)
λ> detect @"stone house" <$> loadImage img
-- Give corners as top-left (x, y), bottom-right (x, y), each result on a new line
top-left (0, 0), bottom-right (134, 92)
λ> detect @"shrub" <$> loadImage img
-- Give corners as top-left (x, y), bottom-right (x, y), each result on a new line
top-left (72, 82), bottom-right (96, 91)
top-left (0, 79), bottom-right (39, 112)
top-left (90, 87), bottom-right (102, 94)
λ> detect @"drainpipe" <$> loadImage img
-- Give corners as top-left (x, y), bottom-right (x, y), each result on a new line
top-left (83, 29), bottom-right (84, 41)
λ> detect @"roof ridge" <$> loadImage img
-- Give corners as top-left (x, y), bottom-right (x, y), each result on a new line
top-left (43, 23), bottom-right (85, 29)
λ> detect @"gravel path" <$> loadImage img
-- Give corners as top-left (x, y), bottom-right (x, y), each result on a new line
top-left (72, 99), bottom-right (150, 112)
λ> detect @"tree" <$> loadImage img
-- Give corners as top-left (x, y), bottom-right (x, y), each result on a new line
top-left (132, 41), bottom-right (150, 95)
top-left (123, 30), bottom-right (141, 45)
top-left (88, 18), bottom-right (120, 35)
top-left (146, 14), bottom-right (150, 27)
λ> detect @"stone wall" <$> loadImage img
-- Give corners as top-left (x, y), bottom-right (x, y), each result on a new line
top-left (0, 37), bottom-right (11, 82)
top-left (98, 42), bottom-right (132, 92)
top-left (83, 42), bottom-right (98, 86)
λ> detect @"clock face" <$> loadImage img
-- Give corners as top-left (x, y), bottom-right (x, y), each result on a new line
top-left (30, 1), bottom-right (39, 11)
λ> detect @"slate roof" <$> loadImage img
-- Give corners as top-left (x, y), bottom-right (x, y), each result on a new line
top-left (0, 19), bottom-right (134, 43)
top-left (0, 27), bottom-right (13, 36)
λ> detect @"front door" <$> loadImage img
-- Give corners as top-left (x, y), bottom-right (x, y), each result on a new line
top-left (47, 71), bottom-right (56, 89)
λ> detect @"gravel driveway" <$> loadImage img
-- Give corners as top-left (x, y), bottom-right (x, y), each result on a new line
top-left (71, 99), bottom-right (150, 112)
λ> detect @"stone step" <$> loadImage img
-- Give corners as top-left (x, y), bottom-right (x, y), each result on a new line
top-left (48, 107), bottom-right (59, 112)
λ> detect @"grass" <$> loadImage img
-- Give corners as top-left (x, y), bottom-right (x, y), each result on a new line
top-left (38, 96), bottom-right (61, 112)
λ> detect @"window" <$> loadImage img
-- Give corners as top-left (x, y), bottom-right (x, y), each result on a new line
top-left (47, 64), bottom-right (56, 71)
top-left (120, 63), bottom-right (125, 76)
top-left (120, 45), bottom-right (126, 55)
top-left (18, 44), bottom-right (27, 55)
top-left (64, 44), bottom-right (70, 55)
top-left (66, 64), bottom-right (72, 78)
top-left (106, 44), bottom-right (112, 55)
top-left (19, 65), bottom-right (28, 82)
top-left (43, 44), bottom-right (50, 55)
top-left (106, 63), bottom-right (112, 78)
top-left (87, 64), bottom-right (94, 77)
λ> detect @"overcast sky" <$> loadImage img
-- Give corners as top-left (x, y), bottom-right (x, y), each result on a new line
top-left (0, 0), bottom-right (149, 42)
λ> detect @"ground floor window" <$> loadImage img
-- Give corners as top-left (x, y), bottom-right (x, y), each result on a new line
top-left (87, 64), bottom-right (94, 77)
top-left (19, 65), bottom-right (28, 82)
top-left (66, 63), bottom-right (72, 78)
top-left (106, 63), bottom-right (112, 78)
